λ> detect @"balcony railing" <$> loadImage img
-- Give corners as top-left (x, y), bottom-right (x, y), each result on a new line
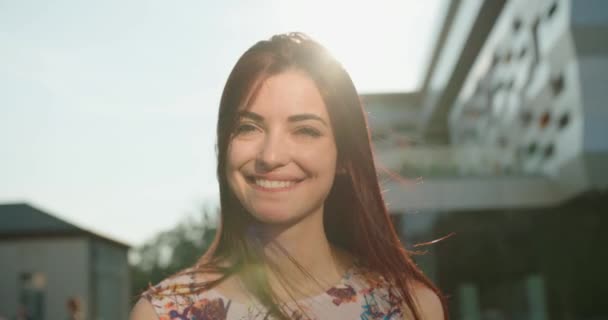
top-left (375, 145), bottom-right (531, 178)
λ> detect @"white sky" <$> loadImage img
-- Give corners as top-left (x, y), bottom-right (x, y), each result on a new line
top-left (0, 0), bottom-right (446, 246)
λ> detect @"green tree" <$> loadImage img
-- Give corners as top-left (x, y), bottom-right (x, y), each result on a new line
top-left (129, 207), bottom-right (218, 301)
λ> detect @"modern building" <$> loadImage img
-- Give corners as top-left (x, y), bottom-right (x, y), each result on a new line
top-left (0, 203), bottom-right (130, 320)
top-left (365, 0), bottom-right (608, 319)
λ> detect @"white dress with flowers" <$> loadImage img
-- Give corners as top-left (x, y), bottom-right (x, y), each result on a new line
top-left (143, 266), bottom-right (406, 320)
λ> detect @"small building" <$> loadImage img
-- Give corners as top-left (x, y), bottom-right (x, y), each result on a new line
top-left (0, 203), bottom-right (130, 320)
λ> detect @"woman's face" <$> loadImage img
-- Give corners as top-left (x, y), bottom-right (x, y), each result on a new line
top-left (226, 70), bottom-right (338, 225)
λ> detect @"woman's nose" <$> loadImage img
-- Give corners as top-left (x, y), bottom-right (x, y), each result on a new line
top-left (256, 132), bottom-right (289, 171)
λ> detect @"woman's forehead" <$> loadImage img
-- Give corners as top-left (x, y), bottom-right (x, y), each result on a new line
top-left (242, 70), bottom-right (329, 120)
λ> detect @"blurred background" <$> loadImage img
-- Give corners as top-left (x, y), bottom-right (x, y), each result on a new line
top-left (1, 0), bottom-right (607, 319)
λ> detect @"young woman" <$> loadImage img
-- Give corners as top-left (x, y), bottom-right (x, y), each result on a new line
top-left (131, 33), bottom-right (446, 320)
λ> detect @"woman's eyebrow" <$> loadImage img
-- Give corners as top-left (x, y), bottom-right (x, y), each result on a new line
top-left (288, 114), bottom-right (328, 127)
top-left (238, 111), bottom-right (264, 122)
top-left (238, 111), bottom-right (328, 127)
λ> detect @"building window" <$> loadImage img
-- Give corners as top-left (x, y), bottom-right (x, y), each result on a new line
top-left (513, 17), bottom-right (522, 32)
top-left (558, 112), bottom-right (570, 130)
top-left (519, 46), bottom-right (528, 59)
top-left (539, 111), bottom-right (551, 129)
top-left (19, 272), bottom-right (46, 320)
top-left (547, 2), bottom-right (558, 19)
top-left (528, 142), bottom-right (538, 155)
top-left (544, 144), bottom-right (555, 159)
top-left (550, 72), bottom-right (565, 96)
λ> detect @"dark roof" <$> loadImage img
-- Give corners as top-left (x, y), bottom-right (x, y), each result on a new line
top-left (0, 203), bottom-right (130, 249)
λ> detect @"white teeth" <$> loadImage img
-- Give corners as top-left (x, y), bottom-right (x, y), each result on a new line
top-left (254, 179), bottom-right (296, 189)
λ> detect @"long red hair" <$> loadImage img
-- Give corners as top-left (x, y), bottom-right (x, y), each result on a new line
top-left (197, 32), bottom-right (447, 320)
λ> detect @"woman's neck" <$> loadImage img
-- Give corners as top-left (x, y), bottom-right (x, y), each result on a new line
top-left (254, 208), bottom-right (353, 299)
top-left (211, 209), bottom-right (354, 304)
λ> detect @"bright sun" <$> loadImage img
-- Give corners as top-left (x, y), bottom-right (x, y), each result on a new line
top-left (272, 0), bottom-right (447, 93)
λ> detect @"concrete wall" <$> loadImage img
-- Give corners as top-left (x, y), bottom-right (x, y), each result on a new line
top-left (0, 237), bottom-right (89, 320)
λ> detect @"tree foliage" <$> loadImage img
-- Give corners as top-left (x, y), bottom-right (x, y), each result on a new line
top-left (129, 207), bottom-right (218, 301)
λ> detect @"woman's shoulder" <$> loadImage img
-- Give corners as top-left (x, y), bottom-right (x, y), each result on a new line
top-left (345, 266), bottom-right (444, 320)
top-left (138, 267), bottom-right (232, 319)
top-left (405, 281), bottom-right (444, 320)
top-left (142, 268), bottom-right (201, 301)
top-left (346, 264), bottom-right (394, 291)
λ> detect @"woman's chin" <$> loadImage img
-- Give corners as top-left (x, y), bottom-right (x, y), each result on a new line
top-left (249, 207), bottom-right (306, 226)
top-left (252, 212), bottom-right (297, 225)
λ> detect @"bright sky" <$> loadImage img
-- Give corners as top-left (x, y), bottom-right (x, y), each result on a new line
top-left (0, 0), bottom-right (446, 246)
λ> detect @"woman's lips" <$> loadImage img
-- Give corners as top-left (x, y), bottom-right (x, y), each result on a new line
top-left (255, 179), bottom-right (296, 189)
top-left (246, 176), bottom-right (304, 192)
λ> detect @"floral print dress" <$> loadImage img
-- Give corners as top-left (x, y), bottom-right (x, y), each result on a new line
top-left (143, 266), bottom-right (406, 320)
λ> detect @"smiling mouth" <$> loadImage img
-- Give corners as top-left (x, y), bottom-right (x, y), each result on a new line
top-left (247, 176), bottom-right (303, 191)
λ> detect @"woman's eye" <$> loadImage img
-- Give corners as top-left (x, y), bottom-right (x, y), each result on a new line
top-left (295, 127), bottom-right (321, 137)
top-left (234, 123), bottom-right (258, 135)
